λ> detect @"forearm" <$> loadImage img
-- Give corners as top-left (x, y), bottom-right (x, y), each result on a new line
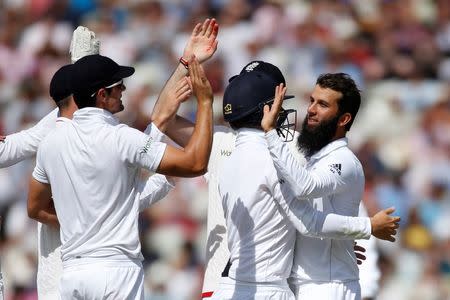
top-left (0, 108), bottom-right (57, 167)
top-left (31, 209), bottom-right (60, 228)
top-left (165, 115), bottom-right (194, 147)
top-left (183, 100), bottom-right (213, 174)
top-left (276, 192), bottom-right (371, 239)
top-left (151, 64), bottom-right (188, 132)
top-left (0, 130), bottom-right (40, 167)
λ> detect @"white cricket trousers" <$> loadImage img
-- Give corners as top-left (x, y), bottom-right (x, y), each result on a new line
top-left (210, 277), bottom-right (295, 300)
top-left (290, 280), bottom-right (361, 300)
top-left (59, 259), bottom-right (144, 300)
top-left (37, 223), bottom-right (63, 300)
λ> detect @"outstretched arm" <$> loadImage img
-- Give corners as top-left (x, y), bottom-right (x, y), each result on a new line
top-left (151, 18), bottom-right (219, 145)
top-left (156, 56), bottom-right (214, 177)
top-left (275, 185), bottom-right (399, 242)
top-left (0, 108), bottom-right (58, 168)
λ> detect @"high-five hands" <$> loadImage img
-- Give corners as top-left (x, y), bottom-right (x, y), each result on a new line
top-left (261, 83), bottom-right (287, 132)
top-left (183, 19), bottom-right (219, 64)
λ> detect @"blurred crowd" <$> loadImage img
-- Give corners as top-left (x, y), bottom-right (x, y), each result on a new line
top-left (0, 0), bottom-right (449, 299)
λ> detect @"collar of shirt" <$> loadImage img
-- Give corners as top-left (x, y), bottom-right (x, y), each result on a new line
top-left (235, 127), bottom-right (266, 147)
top-left (308, 137), bottom-right (348, 163)
top-left (55, 116), bottom-right (72, 123)
top-left (73, 107), bottom-right (119, 126)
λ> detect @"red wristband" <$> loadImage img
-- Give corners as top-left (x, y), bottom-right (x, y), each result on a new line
top-left (179, 57), bottom-right (189, 69)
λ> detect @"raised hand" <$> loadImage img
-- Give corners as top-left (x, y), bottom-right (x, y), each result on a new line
top-left (261, 83), bottom-right (287, 132)
top-left (183, 18), bottom-right (219, 64)
top-left (188, 55), bottom-right (213, 104)
top-left (370, 207), bottom-right (400, 242)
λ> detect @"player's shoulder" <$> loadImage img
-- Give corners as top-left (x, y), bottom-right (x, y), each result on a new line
top-left (38, 119), bottom-right (70, 151)
top-left (113, 123), bottom-right (155, 148)
top-left (319, 145), bottom-right (363, 179)
top-left (211, 125), bottom-right (236, 154)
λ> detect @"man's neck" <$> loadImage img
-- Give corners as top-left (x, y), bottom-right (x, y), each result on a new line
top-left (59, 105), bottom-right (78, 119)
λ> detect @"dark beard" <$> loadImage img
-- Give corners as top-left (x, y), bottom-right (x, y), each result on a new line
top-left (297, 114), bottom-right (340, 159)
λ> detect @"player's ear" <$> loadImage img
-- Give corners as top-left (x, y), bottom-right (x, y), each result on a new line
top-left (94, 88), bottom-right (108, 107)
top-left (338, 112), bottom-right (351, 128)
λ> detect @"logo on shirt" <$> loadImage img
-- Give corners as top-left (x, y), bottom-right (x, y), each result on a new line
top-left (140, 138), bottom-right (154, 154)
top-left (329, 163), bottom-right (342, 175)
top-left (279, 178), bottom-right (285, 185)
top-left (220, 149), bottom-right (232, 156)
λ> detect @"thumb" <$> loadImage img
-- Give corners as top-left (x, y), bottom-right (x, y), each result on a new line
top-left (263, 104), bottom-right (270, 115)
top-left (383, 207), bottom-right (396, 215)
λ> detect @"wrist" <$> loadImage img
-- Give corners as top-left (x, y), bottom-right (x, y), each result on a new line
top-left (179, 57), bottom-right (189, 69)
top-left (197, 97), bottom-right (213, 106)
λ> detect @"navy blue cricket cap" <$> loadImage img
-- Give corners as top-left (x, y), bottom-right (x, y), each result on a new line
top-left (49, 64), bottom-right (73, 103)
top-left (222, 61), bottom-right (294, 123)
top-left (71, 54), bottom-right (135, 98)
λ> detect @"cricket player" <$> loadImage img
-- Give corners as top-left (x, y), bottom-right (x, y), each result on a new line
top-left (261, 73), bottom-right (392, 300)
top-left (35, 63), bottom-right (180, 299)
top-left (1, 62), bottom-right (177, 299)
top-left (27, 53), bottom-right (214, 298)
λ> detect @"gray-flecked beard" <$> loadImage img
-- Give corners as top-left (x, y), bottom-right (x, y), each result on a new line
top-left (297, 114), bottom-right (339, 159)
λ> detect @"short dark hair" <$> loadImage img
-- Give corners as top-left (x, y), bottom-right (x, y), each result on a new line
top-left (56, 96), bottom-right (72, 110)
top-left (316, 73), bottom-right (361, 131)
top-left (73, 92), bottom-right (95, 109)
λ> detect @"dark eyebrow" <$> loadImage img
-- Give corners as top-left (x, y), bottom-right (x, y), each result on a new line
top-left (317, 99), bottom-right (330, 106)
top-left (310, 96), bottom-right (330, 106)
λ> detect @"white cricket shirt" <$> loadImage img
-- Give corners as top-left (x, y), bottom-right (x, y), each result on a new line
top-left (33, 107), bottom-right (166, 263)
top-left (219, 128), bottom-right (371, 284)
top-left (0, 108), bottom-right (58, 167)
top-left (202, 126), bottom-right (302, 296)
top-left (266, 129), bottom-right (368, 283)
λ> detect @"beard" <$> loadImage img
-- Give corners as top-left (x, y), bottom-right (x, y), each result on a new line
top-left (297, 114), bottom-right (340, 159)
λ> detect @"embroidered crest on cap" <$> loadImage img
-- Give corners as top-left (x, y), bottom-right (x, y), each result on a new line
top-left (224, 104), bottom-right (232, 114)
top-left (245, 62), bottom-right (259, 72)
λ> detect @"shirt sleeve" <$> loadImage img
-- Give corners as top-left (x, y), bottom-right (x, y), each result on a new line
top-left (266, 129), bottom-right (354, 199)
top-left (116, 125), bottom-right (167, 172)
top-left (143, 123), bottom-right (165, 142)
top-left (0, 108), bottom-right (58, 167)
top-left (137, 174), bottom-right (175, 211)
top-left (271, 176), bottom-right (371, 240)
top-left (32, 144), bottom-right (49, 184)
